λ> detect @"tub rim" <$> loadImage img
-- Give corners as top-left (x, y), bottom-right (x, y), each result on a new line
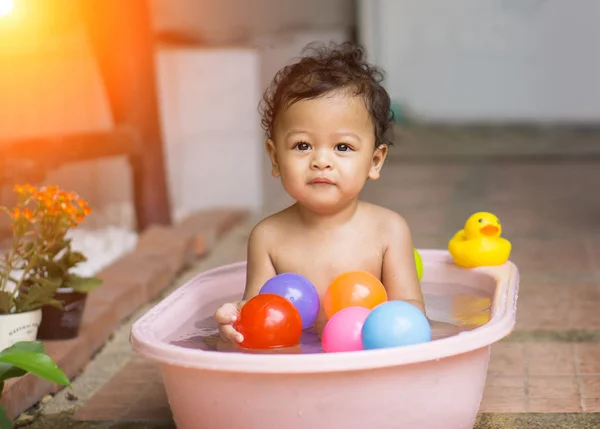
top-left (130, 249), bottom-right (519, 374)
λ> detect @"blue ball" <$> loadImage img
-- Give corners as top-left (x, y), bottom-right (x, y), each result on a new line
top-left (361, 301), bottom-right (431, 349)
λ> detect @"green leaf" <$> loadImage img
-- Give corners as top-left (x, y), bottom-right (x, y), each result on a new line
top-left (0, 405), bottom-right (12, 429)
top-left (36, 277), bottom-right (63, 289)
top-left (13, 279), bottom-right (61, 313)
top-left (1, 341), bottom-right (45, 354)
top-left (45, 298), bottom-right (64, 310)
top-left (66, 275), bottom-right (102, 293)
top-left (62, 251), bottom-right (87, 269)
top-left (0, 291), bottom-right (13, 314)
top-left (48, 240), bottom-right (69, 256)
top-left (0, 363), bottom-right (26, 383)
top-left (0, 348), bottom-right (70, 387)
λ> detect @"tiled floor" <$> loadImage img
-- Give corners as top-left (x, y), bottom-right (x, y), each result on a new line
top-left (53, 127), bottom-right (600, 427)
top-left (74, 359), bottom-right (171, 423)
top-left (481, 342), bottom-right (600, 413)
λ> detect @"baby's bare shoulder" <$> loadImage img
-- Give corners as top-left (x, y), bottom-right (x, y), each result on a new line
top-left (359, 202), bottom-right (411, 239)
top-left (249, 206), bottom-right (297, 246)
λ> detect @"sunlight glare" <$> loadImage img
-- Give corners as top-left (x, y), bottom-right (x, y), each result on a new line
top-left (0, 0), bottom-right (14, 17)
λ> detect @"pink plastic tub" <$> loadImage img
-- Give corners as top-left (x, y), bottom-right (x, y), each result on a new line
top-left (131, 249), bottom-right (519, 429)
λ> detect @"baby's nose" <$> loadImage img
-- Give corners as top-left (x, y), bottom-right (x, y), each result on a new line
top-left (310, 149), bottom-right (332, 169)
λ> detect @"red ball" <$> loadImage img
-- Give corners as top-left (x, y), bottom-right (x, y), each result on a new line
top-left (234, 293), bottom-right (303, 349)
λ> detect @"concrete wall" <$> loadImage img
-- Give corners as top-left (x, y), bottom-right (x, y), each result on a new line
top-left (359, 0), bottom-right (600, 123)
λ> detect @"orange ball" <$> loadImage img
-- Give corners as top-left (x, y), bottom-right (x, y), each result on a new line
top-left (324, 271), bottom-right (388, 319)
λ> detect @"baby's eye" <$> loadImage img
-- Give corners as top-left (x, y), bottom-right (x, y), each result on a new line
top-left (335, 143), bottom-right (351, 152)
top-left (294, 142), bottom-right (311, 151)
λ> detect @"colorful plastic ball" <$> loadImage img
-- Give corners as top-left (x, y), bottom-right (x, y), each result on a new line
top-left (414, 248), bottom-right (424, 281)
top-left (321, 306), bottom-right (371, 353)
top-left (324, 271), bottom-right (387, 319)
top-left (361, 301), bottom-right (431, 350)
top-left (234, 294), bottom-right (302, 349)
top-left (258, 273), bottom-right (319, 329)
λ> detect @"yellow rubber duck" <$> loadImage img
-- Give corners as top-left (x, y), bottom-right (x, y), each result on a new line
top-left (448, 212), bottom-right (511, 268)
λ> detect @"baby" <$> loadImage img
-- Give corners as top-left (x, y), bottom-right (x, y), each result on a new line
top-left (215, 42), bottom-right (425, 344)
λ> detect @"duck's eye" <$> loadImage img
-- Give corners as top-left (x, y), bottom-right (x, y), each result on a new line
top-left (497, 220), bottom-right (501, 225)
top-left (478, 219), bottom-right (484, 223)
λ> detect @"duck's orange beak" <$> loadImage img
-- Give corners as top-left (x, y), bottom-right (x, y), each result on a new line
top-left (480, 225), bottom-right (499, 236)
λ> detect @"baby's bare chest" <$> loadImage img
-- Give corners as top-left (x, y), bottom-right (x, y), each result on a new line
top-left (270, 233), bottom-right (385, 294)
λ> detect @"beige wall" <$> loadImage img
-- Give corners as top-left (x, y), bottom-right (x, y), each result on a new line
top-left (360, 0), bottom-right (600, 123)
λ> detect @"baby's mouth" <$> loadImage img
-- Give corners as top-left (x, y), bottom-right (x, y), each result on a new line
top-left (310, 178), bottom-right (334, 185)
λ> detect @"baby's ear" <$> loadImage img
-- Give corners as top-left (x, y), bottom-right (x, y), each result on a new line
top-left (265, 139), bottom-right (280, 178)
top-left (368, 144), bottom-right (388, 180)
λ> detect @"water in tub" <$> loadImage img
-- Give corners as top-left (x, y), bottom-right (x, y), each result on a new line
top-left (169, 280), bottom-right (492, 354)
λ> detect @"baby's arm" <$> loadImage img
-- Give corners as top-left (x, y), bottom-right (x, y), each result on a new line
top-left (242, 221), bottom-right (278, 302)
top-left (381, 212), bottom-right (426, 314)
top-left (214, 220), bottom-right (277, 342)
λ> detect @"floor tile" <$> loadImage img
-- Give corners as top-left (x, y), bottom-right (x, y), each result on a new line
top-left (74, 359), bottom-right (172, 423)
top-left (576, 344), bottom-right (600, 375)
top-left (515, 283), bottom-right (570, 330)
top-left (582, 397), bottom-right (600, 412)
top-left (580, 376), bottom-right (600, 399)
top-left (527, 397), bottom-right (582, 413)
top-left (569, 285), bottom-right (600, 329)
top-left (527, 376), bottom-right (579, 399)
top-left (488, 343), bottom-right (526, 376)
top-left (479, 395), bottom-right (527, 413)
top-left (481, 376), bottom-right (526, 403)
top-left (524, 343), bottom-right (576, 376)
top-left (510, 237), bottom-right (592, 277)
top-left (515, 281), bottom-right (600, 331)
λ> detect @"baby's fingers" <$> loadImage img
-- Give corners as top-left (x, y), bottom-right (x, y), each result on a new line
top-left (219, 324), bottom-right (244, 343)
top-left (214, 304), bottom-right (239, 324)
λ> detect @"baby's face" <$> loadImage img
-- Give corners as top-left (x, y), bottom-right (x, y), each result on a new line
top-left (267, 91), bottom-right (387, 214)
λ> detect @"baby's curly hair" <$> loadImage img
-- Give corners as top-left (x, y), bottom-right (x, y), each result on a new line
top-left (259, 41), bottom-right (395, 148)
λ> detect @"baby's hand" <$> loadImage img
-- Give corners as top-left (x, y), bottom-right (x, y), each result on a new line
top-left (214, 301), bottom-right (245, 343)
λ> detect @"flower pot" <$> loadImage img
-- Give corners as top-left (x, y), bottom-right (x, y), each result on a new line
top-left (37, 288), bottom-right (88, 340)
top-left (0, 309), bottom-right (43, 351)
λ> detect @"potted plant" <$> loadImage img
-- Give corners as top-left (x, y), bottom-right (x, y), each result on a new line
top-left (0, 340), bottom-right (70, 428)
top-left (0, 184), bottom-right (101, 345)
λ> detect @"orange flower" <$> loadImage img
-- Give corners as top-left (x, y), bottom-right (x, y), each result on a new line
top-left (37, 191), bottom-right (55, 208)
top-left (42, 185), bottom-right (59, 195)
top-left (58, 191), bottom-right (71, 200)
top-left (22, 208), bottom-right (34, 221)
top-left (46, 205), bottom-right (60, 216)
top-left (5, 184), bottom-right (92, 235)
top-left (13, 183), bottom-right (35, 196)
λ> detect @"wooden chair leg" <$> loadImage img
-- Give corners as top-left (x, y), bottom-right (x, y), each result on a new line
top-left (128, 152), bottom-right (169, 232)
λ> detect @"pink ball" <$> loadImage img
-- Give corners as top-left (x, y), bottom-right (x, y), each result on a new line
top-left (322, 306), bottom-right (371, 353)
